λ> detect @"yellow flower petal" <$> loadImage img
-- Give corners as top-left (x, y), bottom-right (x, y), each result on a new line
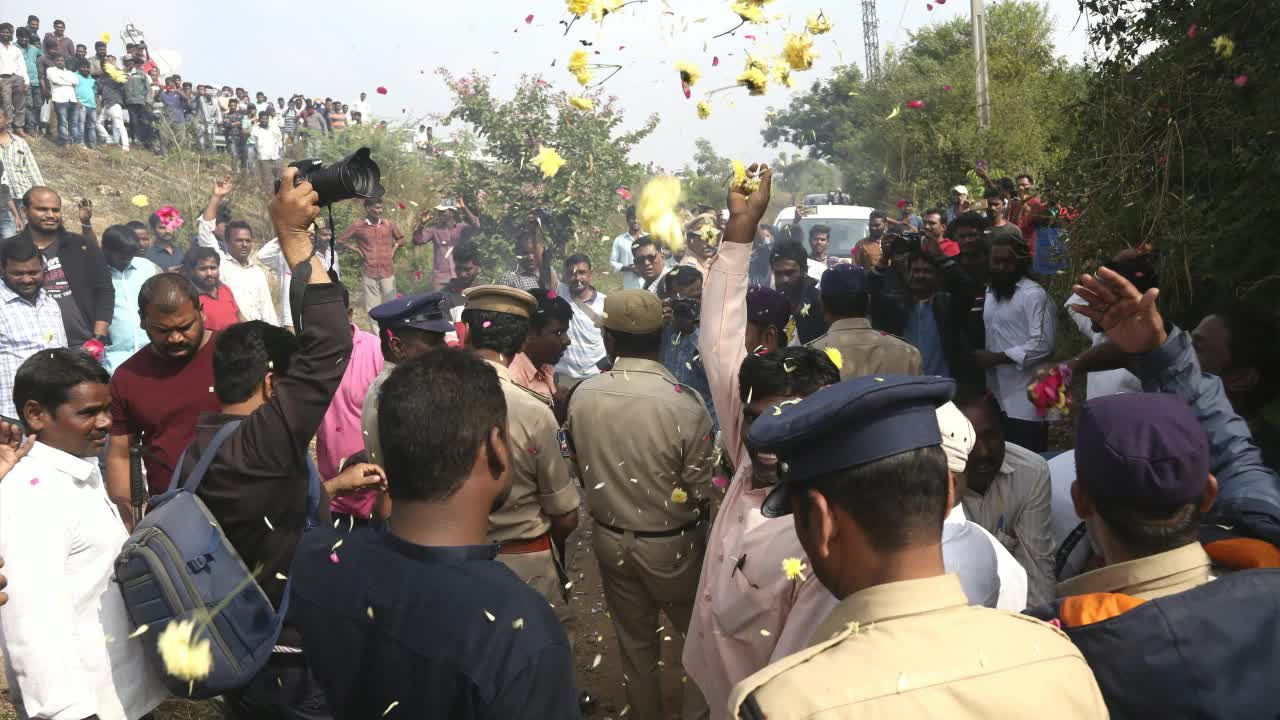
top-left (131, 194), bottom-right (150, 208)
top-left (101, 31), bottom-right (113, 44)
top-left (638, 175), bottom-right (686, 254)
top-left (737, 55), bottom-right (770, 96)
top-left (782, 556), bottom-right (807, 580)
top-left (382, 700), bottom-right (400, 716)
top-left (1212, 35), bottom-right (1235, 59)
top-left (127, 624), bottom-right (150, 639)
top-left (824, 347), bottom-right (844, 370)
top-left (806, 12), bottom-right (833, 35)
top-left (567, 0), bottom-right (595, 17)
top-left (773, 61), bottom-right (796, 89)
top-left (696, 100), bottom-right (712, 120)
top-left (671, 487), bottom-right (689, 504)
top-left (568, 49), bottom-right (593, 86)
top-left (157, 619), bottom-right (213, 682)
top-left (532, 146), bottom-right (567, 178)
top-left (730, 160), bottom-right (761, 194)
top-left (886, 105), bottom-right (901, 120)
top-left (570, 96), bottom-right (594, 111)
top-left (675, 60), bottom-right (702, 87)
top-left (730, 0), bottom-right (769, 24)
top-left (782, 32), bottom-right (816, 71)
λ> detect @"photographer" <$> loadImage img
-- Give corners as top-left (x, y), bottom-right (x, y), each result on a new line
top-left (660, 265), bottom-right (717, 432)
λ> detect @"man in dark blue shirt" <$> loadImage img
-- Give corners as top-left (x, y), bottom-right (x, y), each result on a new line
top-left (290, 348), bottom-right (580, 720)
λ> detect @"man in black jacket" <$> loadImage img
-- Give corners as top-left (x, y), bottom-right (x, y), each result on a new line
top-left (870, 238), bottom-right (982, 389)
top-left (18, 186), bottom-right (113, 349)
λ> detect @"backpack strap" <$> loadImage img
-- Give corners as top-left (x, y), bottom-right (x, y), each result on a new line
top-left (176, 420), bottom-right (243, 495)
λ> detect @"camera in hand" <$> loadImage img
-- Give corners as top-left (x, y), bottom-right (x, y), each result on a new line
top-left (276, 147), bottom-right (383, 207)
top-left (888, 231), bottom-right (925, 258)
top-left (671, 297), bottom-right (701, 324)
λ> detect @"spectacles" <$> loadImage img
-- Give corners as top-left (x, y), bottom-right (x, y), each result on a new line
top-left (636, 254), bottom-right (660, 264)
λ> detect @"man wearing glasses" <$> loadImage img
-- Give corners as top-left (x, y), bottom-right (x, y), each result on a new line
top-left (631, 235), bottom-right (669, 295)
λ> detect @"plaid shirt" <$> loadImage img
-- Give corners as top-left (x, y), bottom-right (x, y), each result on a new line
top-left (0, 283), bottom-right (66, 420)
top-left (0, 135), bottom-right (45, 200)
top-left (498, 268), bottom-right (541, 291)
top-left (337, 219), bottom-right (403, 280)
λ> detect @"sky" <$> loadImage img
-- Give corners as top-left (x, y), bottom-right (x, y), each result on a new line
top-left (50, 0), bottom-right (1095, 169)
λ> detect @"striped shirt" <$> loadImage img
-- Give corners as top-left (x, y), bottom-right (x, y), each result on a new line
top-left (0, 135), bottom-right (45, 200)
top-left (0, 283), bottom-right (66, 420)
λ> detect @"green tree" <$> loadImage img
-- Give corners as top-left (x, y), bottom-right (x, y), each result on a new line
top-left (762, 1), bottom-right (1085, 209)
top-left (435, 70), bottom-right (657, 279)
top-left (679, 138), bottom-right (733, 209)
top-left (1058, 0), bottom-right (1280, 320)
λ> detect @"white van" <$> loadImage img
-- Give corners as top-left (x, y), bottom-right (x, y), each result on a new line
top-left (772, 204), bottom-right (874, 260)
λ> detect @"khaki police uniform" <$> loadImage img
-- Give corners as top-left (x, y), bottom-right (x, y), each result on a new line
top-left (361, 362), bottom-right (394, 467)
top-left (566, 290), bottom-right (716, 720)
top-left (464, 286), bottom-right (581, 622)
top-left (807, 317), bottom-right (921, 380)
top-left (729, 574), bottom-right (1108, 719)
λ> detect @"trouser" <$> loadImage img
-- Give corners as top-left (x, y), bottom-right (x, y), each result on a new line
top-left (197, 120), bottom-right (219, 152)
top-left (593, 522), bottom-right (710, 720)
top-left (105, 104), bottom-right (128, 149)
top-left (163, 120), bottom-right (190, 150)
top-left (25, 84), bottom-right (42, 132)
top-left (362, 275), bottom-right (396, 311)
top-left (225, 653), bottom-right (332, 720)
top-left (258, 158), bottom-right (284, 190)
top-left (93, 104), bottom-right (110, 143)
top-left (126, 103), bottom-right (153, 146)
top-left (228, 138), bottom-right (248, 172)
top-left (55, 101), bottom-right (80, 144)
top-left (80, 107), bottom-right (97, 148)
top-left (1002, 414), bottom-right (1048, 453)
top-left (0, 209), bottom-right (16, 239)
top-left (0, 76), bottom-right (26, 132)
top-left (496, 545), bottom-right (573, 625)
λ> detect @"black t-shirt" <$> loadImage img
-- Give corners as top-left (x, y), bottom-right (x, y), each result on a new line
top-left (41, 239), bottom-right (94, 345)
top-left (291, 526), bottom-right (580, 719)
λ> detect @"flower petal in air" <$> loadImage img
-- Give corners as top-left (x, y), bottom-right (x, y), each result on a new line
top-left (637, 175), bottom-right (685, 254)
top-left (533, 146), bottom-right (567, 178)
top-left (157, 620), bottom-right (213, 682)
top-left (671, 487), bottom-right (689, 504)
top-left (131, 194), bottom-right (150, 208)
top-left (570, 96), bottom-right (595, 111)
top-left (697, 101), bottom-right (712, 119)
top-left (782, 556), bottom-right (807, 580)
top-left (782, 32), bottom-right (816, 71)
top-left (376, 86), bottom-right (388, 95)
top-left (1211, 35), bottom-right (1234, 59)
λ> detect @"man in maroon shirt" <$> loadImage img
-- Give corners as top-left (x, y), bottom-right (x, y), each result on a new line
top-left (105, 272), bottom-right (220, 526)
top-left (337, 197), bottom-right (404, 314)
top-left (412, 199), bottom-right (479, 290)
top-left (183, 246), bottom-right (243, 331)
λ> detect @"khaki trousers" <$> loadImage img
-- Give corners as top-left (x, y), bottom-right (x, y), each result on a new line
top-left (362, 275), bottom-right (397, 312)
top-left (495, 547), bottom-right (572, 626)
top-left (594, 523), bottom-right (709, 720)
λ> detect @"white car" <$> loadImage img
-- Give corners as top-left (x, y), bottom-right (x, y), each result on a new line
top-left (773, 204), bottom-right (874, 260)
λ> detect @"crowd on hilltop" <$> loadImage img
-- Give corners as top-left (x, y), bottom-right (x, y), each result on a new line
top-left (0, 12), bottom-right (1279, 720)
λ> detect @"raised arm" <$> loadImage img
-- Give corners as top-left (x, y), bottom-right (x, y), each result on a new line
top-left (197, 176), bottom-right (234, 256)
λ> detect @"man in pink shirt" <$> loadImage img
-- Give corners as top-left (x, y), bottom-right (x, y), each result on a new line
top-left (686, 165), bottom-right (843, 718)
top-left (412, 199), bottom-right (479, 290)
top-left (314, 286), bottom-right (385, 526)
top-left (510, 288), bottom-right (572, 417)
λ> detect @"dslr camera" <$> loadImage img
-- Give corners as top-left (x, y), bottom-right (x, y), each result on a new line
top-left (276, 147), bottom-right (383, 207)
top-left (888, 230), bottom-right (926, 258)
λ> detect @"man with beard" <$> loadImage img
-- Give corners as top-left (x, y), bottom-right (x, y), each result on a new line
top-left (464, 285), bottom-right (580, 630)
top-left (198, 177), bottom-right (278, 325)
top-left (770, 239), bottom-right (826, 344)
top-left (0, 235), bottom-right (64, 422)
top-left (984, 187), bottom-right (1024, 248)
top-left (976, 235), bottom-right (1055, 452)
top-left (413, 199), bottom-right (478, 291)
top-left (499, 229), bottom-right (551, 291)
top-left (101, 224), bottom-right (159, 371)
top-left (141, 209), bottom-right (185, 271)
top-left (338, 197), bottom-right (405, 313)
top-left (853, 210), bottom-right (886, 270)
top-left (105, 273), bottom-right (221, 523)
top-left (687, 164), bottom-right (849, 717)
top-left (183, 247), bottom-right (243, 331)
top-left (680, 214), bottom-right (718, 277)
top-left (947, 185), bottom-right (970, 224)
top-left (17, 187), bottom-right (113, 350)
top-left (805, 224), bottom-right (834, 282)
top-left (554, 253), bottom-right (607, 388)
top-left (291, 349), bottom-right (580, 719)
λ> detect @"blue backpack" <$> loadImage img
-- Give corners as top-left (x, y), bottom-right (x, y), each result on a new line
top-left (115, 420), bottom-right (322, 698)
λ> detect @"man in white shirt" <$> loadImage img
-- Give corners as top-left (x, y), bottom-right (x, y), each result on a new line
top-left (554, 253), bottom-right (606, 388)
top-left (45, 53), bottom-right (80, 146)
top-left (975, 234), bottom-right (1055, 452)
top-left (0, 348), bottom-right (169, 720)
top-left (256, 226), bottom-right (338, 331)
top-left (936, 400), bottom-right (1029, 611)
top-left (805, 223), bottom-right (833, 283)
top-left (197, 176), bottom-right (278, 325)
top-left (0, 24), bottom-right (28, 137)
top-left (609, 207), bottom-right (643, 290)
top-left (249, 111), bottom-right (283, 192)
top-left (350, 91), bottom-right (370, 122)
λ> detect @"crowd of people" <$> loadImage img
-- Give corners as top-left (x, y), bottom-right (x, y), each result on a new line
top-left (0, 14), bottom-right (387, 200)
top-left (0, 13), bottom-right (1278, 720)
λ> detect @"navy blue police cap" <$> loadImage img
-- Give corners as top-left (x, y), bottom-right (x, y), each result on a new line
top-left (820, 263), bottom-right (867, 300)
top-left (368, 291), bottom-right (454, 334)
top-left (751, 375), bottom-right (956, 517)
top-left (1076, 392), bottom-right (1210, 508)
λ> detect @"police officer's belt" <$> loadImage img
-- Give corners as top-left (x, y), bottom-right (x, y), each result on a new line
top-left (499, 533), bottom-right (552, 554)
top-left (597, 520), bottom-right (700, 538)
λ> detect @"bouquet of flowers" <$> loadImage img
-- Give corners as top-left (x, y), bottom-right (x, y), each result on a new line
top-left (155, 205), bottom-right (184, 233)
top-left (1027, 364), bottom-right (1073, 417)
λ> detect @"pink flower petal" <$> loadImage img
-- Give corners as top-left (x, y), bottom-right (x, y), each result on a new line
top-left (943, 84), bottom-right (953, 91)
top-left (414, 270), bottom-right (424, 281)
top-left (525, 13), bottom-right (535, 24)
top-left (927, 3), bottom-right (934, 9)
top-left (527, 447), bottom-right (538, 455)
top-left (482, 320), bottom-right (493, 328)
top-left (376, 86), bottom-right (388, 95)
top-left (616, 187), bottom-right (633, 201)
top-left (329, 552), bottom-right (340, 564)
top-left (712, 56), bottom-right (720, 67)
top-left (674, 385), bottom-right (685, 393)
top-left (1187, 23), bottom-right (1197, 39)
top-left (907, 99), bottom-right (926, 109)
top-left (29, 477), bottom-right (38, 486)
top-left (547, 288), bottom-right (558, 298)
top-left (744, 35), bottom-right (757, 41)
top-left (1234, 74), bottom-right (1248, 87)
top-left (896, 199), bottom-right (908, 208)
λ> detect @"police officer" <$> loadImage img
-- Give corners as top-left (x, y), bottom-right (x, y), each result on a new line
top-left (728, 375), bottom-right (1106, 720)
top-left (566, 289), bottom-right (715, 720)
top-left (462, 285), bottom-right (580, 623)
top-left (807, 263), bottom-right (921, 380)
top-left (362, 292), bottom-right (453, 470)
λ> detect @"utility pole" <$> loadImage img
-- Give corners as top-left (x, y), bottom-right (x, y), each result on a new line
top-left (971, 0), bottom-right (992, 129)
top-left (861, 0), bottom-right (882, 82)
